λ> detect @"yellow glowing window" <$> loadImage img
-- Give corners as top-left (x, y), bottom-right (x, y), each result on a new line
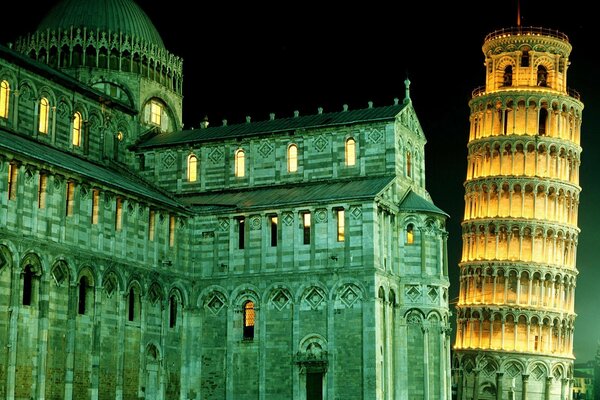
top-left (148, 210), bottom-right (155, 241)
top-left (39, 97), bottom-right (50, 134)
top-left (0, 80), bottom-right (9, 119)
top-left (406, 224), bottom-right (414, 244)
top-left (150, 101), bottom-right (162, 126)
top-left (38, 173), bottom-right (47, 208)
top-left (7, 163), bottom-right (17, 200)
top-left (91, 190), bottom-right (99, 224)
top-left (235, 149), bottom-right (245, 177)
top-left (243, 301), bottom-right (255, 339)
top-left (345, 138), bottom-right (356, 166)
top-left (302, 212), bottom-right (311, 245)
top-left (72, 112), bottom-right (82, 146)
top-left (288, 144), bottom-right (298, 172)
top-left (270, 215), bottom-right (278, 247)
top-left (66, 181), bottom-right (75, 216)
top-left (336, 209), bottom-right (345, 242)
top-left (115, 198), bottom-right (122, 231)
top-left (187, 154), bottom-right (198, 182)
top-left (169, 215), bottom-right (175, 247)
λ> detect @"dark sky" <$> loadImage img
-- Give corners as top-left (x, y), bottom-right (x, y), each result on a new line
top-left (2, 1), bottom-right (599, 363)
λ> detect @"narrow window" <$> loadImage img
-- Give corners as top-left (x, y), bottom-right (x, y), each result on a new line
top-left (288, 144), bottom-right (298, 172)
top-left (39, 97), bottom-right (50, 134)
top-left (235, 149), bottom-right (245, 177)
top-left (406, 151), bottom-right (412, 178)
top-left (128, 287), bottom-right (136, 321)
top-left (169, 295), bottom-right (177, 328)
top-left (22, 265), bottom-right (34, 306)
top-left (38, 173), bottom-right (47, 208)
top-left (0, 80), bottom-right (9, 119)
top-left (7, 163), bottom-right (17, 200)
top-left (91, 189), bottom-right (99, 224)
top-left (336, 209), bottom-right (345, 242)
top-left (302, 212), bottom-right (311, 245)
top-left (150, 100), bottom-right (162, 126)
top-left (345, 138), bottom-right (356, 166)
top-left (78, 276), bottom-right (88, 315)
top-left (270, 215), bottom-right (278, 247)
top-left (406, 224), bottom-right (414, 244)
top-left (72, 112), bottom-right (82, 146)
top-left (243, 301), bottom-right (255, 340)
top-left (66, 181), bottom-right (75, 216)
top-left (539, 108), bottom-right (548, 136)
top-left (148, 210), bottom-right (155, 241)
top-left (169, 215), bottom-right (175, 247)
top-left (237, 217), bottom-right (245, 249)
top-left (187, 154), bottom-right (198, 182)
top-left (537, 66), bottom-right (548, 87)
top-left (521, 50), bottom-right (530, 67)
top-left (503, 66), bottom-right (513, 87)
top-left (115, 197), bottom-right (122, 231)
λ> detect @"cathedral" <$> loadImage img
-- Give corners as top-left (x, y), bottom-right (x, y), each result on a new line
top-left (0, 1), bottom-right (452, 399)
top-left (453, 25), bottom-right (583, 400)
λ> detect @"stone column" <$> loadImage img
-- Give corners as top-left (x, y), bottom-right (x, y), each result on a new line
top-left (561, 377), bottom-right (568, 400)
top-left (544, 376), bottom-right (553, 400)
top-left (456, 369), bottom-right (463, 400)
top-left (521, 374), bottom-right (529, 400)
top-left (496, 372), bottom-right (504, 400)
top-left (64, 282), bottom-right (78, 400)
top-left (423, 324), bottom-right (430, 399)
top-left (472, 369), bottom-right (480, 400)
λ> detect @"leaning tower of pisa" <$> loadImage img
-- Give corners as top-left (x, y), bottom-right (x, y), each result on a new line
top-left (453, 26), bottom-right (583, 400)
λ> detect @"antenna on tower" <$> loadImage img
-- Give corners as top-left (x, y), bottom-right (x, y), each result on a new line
top-left (517, 0), bottom-right (521, 27)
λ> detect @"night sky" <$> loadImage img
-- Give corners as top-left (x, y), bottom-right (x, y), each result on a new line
top-left (2, 0), bottom-right (599, 363)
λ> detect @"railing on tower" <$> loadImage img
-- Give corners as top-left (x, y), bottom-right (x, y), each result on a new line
top-left (484, 26), bottom-right (569, 42)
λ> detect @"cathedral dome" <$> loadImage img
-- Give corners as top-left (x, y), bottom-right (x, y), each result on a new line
top-left (36, 0), bottom-right (165, 50)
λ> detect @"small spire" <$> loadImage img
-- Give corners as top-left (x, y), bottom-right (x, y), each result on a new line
top-left (368, 101), bottom-right (373, 109)
top-left (393, 98), bottom-right (399, 106)
top-left (342, 104), bottom-right (349, 112)
top-left (222, 119), bottom-right (227, 127)
top-left (517, 0), bottom-right (521, 27)
top-left (317, 107), bottom-right (323, 114)
top-left (200, 115), bottom-right (209, 129)
top-left (404, 78), bottom-right (411, 104)
top-left (294, 110), bottom-right (300, 118)
top-left (269, 113), bottom-right (275, 121)
top-left (246, 116), bottom-right (251, 123)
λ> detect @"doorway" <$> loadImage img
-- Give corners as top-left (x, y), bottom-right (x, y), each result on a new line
top-left (306, 372), bottom-right (323, 400)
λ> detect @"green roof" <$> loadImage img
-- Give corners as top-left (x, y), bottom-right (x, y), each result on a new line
top-left (0, 128), bottom-right (183, 210)
top-left (181, 176), bottom-right (395, 212)
top-left (137, 103), bottom-right (407, 149)
top-left (37, 0), bottom-right (165, 50)
top-left (398, 190), bottom-right (448, 217)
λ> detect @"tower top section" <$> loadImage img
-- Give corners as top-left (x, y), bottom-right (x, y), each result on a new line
top-left (482, 26), bottom-right (572, 58)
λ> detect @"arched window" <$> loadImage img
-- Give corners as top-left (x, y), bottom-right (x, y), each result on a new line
top-left (521, 50), bottom-right (530, 67)
top-left (78, 275), bottom-right (91, 315)
top-left (243, 300), bottom-right (255, 340)
top-left (0, 80), bottom-right (9, 118)
top-left (287, 144), bottom-right (298, 172)
top-left (22, 265), bottom-right (35, 306)
top-left (345, 138), bottom-right (356, 166)
top-left (406, 151), bottom-right (412, 177)
top-left (128, 286), bottom-right (140, 322)
top-left (539, 108), bottom-right (548, 136)
top-left (235, 149), bottom-right (245, 177)
top-left (537, 66), bottom-right (548, 87)
top-left (72, 112), bottom-right (82, 146)
top-left (169, 295), bottom-right (178, 328)
top-left (39, 97), bottom-right (50, 134)
top-left (187, 154), bottom-right (198, 182)
top-left (503, 66), bottom-right (513, 87)
top-left (150, 100), bottom-right (163, 126)
top-left (406, 224), bottom-right (414, 244)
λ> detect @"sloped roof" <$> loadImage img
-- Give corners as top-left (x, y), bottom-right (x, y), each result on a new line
top-left (398, 189), bottom-right (448, 217)
top-left (37, 0), bottom-right (165, 49)
top-left (0, 128), bottom-right (183, 209)
top-left (181, 175), bottom-right (395, 212)
top-left (137, 103), bottom-right (407, 149)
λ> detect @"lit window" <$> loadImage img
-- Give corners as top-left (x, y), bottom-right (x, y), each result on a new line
top-left (91, 189), bottom-right (99, 224)
top-left (187, 154), bottom-right (198, 182)
top-left (66, 181), bottom-right (75, 216)
top-left (345, 138), bottom-right (356, 166)
top-left (237, 217), bottom-right (245, 249)
top-left (38, 173), bottom-right (47, 208)
top-left (115, 198), bottom-right (122, 231)
top-left (288, 144), bottom-right (298, 172)
top-left (0, 80), bottom-right (9, 119)
top-left (39, 97), bottom-right (49, 134)
top-left (148, 210), bottom-right (155, 241)
top-left (407, 224), bottom-right (414, 244)
top-left (336, 209), bottom-right (345, 242)
top-left (169, 215), bottom-right (175, 247)
top-left (243, 301), bottom-right (255, 340)
top-left (302, 212), bottom-right (311, 245)
top-left (72, 112), bottom-right (82, 146)
top-left (150, 100), bottom-right (162, 126)
top-left (270, 215), bottom-right (278, 247)
top-left (406, 151), bottom-right (412, 178)
top-left (7, 163), bottom-right (17, 200)
top-left (235, 149), bottom-right (245, 177)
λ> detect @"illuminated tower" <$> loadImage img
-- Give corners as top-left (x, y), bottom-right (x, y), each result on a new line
top-left (453, 26), bottom-right (582, 400)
